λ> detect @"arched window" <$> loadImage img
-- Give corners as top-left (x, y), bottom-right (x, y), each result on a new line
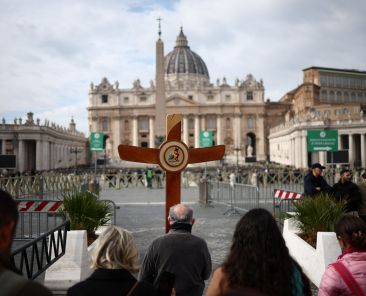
top-left (358, 93), bottom-right (363, 102)
top-left (321, 90), bottom-right (328, 101)
top-left (344, 92), bottom-right (350, 103)
top-left (351, 92), bottom-right (356, 101)
top-left (329, 91), bottom-right (335, 102)
top-left (336, 91), bottom-right (342, 102)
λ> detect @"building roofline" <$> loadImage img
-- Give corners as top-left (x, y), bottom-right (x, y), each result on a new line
top-left (303, 66), bottom-right (366, 75)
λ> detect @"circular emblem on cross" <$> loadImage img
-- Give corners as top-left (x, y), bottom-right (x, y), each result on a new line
top-left (158, 141), bottom-right (189, 172)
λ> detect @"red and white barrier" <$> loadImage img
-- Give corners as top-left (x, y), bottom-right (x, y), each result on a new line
top-left (16, 201), bottom-right (63, 213)
top-left (273, 189), bottom-right (303, 200)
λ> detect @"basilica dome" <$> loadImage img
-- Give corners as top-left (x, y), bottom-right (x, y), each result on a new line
top-left (164, 28), bottom-right (209, 79)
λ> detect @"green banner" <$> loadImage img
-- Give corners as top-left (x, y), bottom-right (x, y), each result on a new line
top-left (200, 131), bottom-right (213, 147)
top-left (307, 130), bottom-right (338, 152)
top-left (90, 132), bottom-right (105, 151)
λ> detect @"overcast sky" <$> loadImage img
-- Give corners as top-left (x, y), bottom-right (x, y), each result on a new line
top-left (0, 0), bottom-right (365, 135)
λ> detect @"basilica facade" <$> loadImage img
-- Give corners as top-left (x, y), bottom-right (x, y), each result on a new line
top-left (88, 29), bottom-right (286, 166)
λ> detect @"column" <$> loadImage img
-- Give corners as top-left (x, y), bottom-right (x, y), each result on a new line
top-left (1, 140), bottom-right (6, 154)
top-left (43, 141), bottom-right (49, 170)
top-left (338, 134), bottom-right (342, 150)
top-left (182, 115), bottom-right (189, 145)
top-left (319, 151), bottom-right (326, 166)
top-left (49, 142), bottom-right (54, 170)
top-left (194, 116), bottom-right (200, 148)
top-left (349, 134), bottom-right (355, 168)
top-left (149, 116), bottom-right (155, 148)
top-left (36, 140), bottom-right (43, 171)
top-left (234, 115), bottom-right (242, 148)
top-left (18, 140), bottom-right (25, 172)
top-left (291, 137), bottom-right (295, 167)
top-left (200, 115), bottom-right (206, 131)
top-left (61, 145), bottom-right (65, 168)
top-left (302, 135), bottom-right (308, 168)
top-left (113, 118), bottom-right (121, 159)
top-left (132, 117), bottom-right (138, 147)
top-left (257, 114), bottom-right (266, 161)
top-left (216, 115), bottom-right (222, 145)
top-left (296, 135), bottom-right (302, 168)
top-left (361, 133), bottom-right (366, 168)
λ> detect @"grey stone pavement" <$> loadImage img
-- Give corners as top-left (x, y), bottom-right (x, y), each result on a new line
top-left (101, 187), bottom-right (318, 295)
top-left (100, 187), bottom-right (240, 270)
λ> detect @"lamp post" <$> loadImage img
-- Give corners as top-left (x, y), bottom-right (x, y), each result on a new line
top-left (233, 145), bottom-right (243, 173)
top-left (70, 147), bottom-right (82, 174)
top-left (232, 145), bottom-right (244, 183)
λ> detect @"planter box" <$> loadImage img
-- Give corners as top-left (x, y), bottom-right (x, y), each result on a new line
top-left (283, 218), bottom-right (341, 287)
top-left (44, 230), bottom-right (93, 295)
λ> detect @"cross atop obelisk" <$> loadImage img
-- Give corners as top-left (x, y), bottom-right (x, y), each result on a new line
top-left (118, 114), bottom-right (225, 232)
top-left (155, 17), bottom-right (166, 142)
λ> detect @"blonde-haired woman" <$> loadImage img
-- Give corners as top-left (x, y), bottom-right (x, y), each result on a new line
top-left (67, 226), bottom-right (156, 296)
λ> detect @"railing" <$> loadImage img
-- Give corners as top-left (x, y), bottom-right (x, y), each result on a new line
top-left (15, 200), bottom-right (65, 240)
top-left (97, 198), bottom-right (119, 225)
top-left (273, 189), bottom-right (303, 228)
top-left (100, 173), bottom-right (165, 189)
top-left (207, 181), bottom-right (259, 213)
top-left (0, 174), bottom-right (95, 200)
top-left (10, 220), bottom-right (70, 279)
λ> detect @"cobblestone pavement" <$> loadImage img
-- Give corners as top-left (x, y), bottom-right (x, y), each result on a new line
top-left (100, 187), bottom-right (318, 295)
top-left (100, 187), bottom-right (240, 269)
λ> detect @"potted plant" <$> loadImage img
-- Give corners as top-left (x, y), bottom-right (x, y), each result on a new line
top-left (283, 192), bottom-right (346, 287)
top-left (293, 192), bottom-right (345, 247)
top-left (62, 191), bottom-right (111, 244)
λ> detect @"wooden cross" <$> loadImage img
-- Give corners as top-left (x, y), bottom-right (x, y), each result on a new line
top-left (118, 114), bottom-right (225, 232)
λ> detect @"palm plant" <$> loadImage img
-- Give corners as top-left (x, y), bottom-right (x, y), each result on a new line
top-left (62, 191), bottom-right (111, 241)
top-left (293, 192), bottom-right (345, 246)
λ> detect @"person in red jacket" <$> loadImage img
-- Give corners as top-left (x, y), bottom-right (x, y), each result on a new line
top-left (318, 215), bottom-right (366, 295)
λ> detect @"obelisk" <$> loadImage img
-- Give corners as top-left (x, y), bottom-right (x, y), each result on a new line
top-left (154, 17), bottom-right (166, 145)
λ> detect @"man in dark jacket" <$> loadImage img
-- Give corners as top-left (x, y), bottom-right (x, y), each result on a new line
top-left (333, 169), bottom-right (361, 214)
top-left (0, 189), bottom-right (52, 296)
top-left (139, 204), bottom-right (212, 296)
top-left (304, 163), bottom-right (333, 197)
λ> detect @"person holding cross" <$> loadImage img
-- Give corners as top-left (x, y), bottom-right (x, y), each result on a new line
top-left (139, 203), bottom-right (212, 296)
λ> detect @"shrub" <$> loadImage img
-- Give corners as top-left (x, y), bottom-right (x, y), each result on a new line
top-left (62, 191), bottom-right (111, 240)
top-left (293, 192), bottom-right (345, 246)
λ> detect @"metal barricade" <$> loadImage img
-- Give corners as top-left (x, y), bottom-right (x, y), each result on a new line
top-left (273, 189), bottom-right (303, 228)
top-left (15, 200), bottom-right (65, 240)
top-left (207, 181), bottom-right (259, 214)
top-left (10, 220), bottom-right (70, 279)
top-left (99, 199), bottom-right (119, 225)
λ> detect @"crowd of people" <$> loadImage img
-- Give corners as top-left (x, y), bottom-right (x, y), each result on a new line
top-left (304, 162), bottom-right (366, 222)
top-left (1, 162), bottom-right (366, 295)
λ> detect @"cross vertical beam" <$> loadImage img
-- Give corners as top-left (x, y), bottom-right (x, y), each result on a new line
top-left (118, 113), bottom-right (225, 233)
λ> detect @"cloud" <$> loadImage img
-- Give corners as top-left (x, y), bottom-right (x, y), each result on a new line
top-left (0, 0), bottom-right (365, 135)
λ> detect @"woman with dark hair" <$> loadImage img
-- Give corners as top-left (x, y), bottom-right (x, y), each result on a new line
top-left (318, 215), bottom-right (366, 295)
top-left (206, 208), bottom-right (311, 296)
